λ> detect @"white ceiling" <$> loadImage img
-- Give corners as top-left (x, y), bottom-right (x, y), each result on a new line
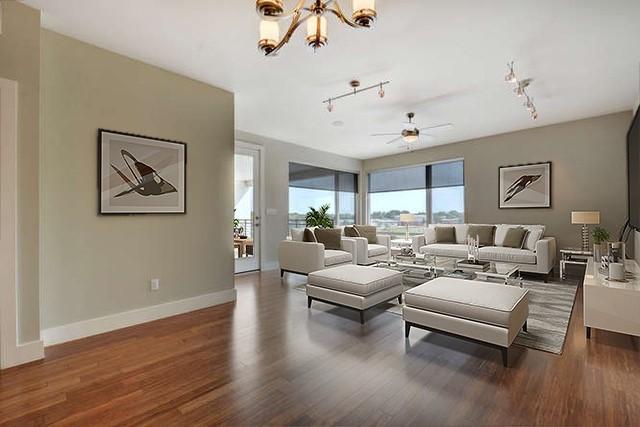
top-left (23, 0), bottom-right (640, 159)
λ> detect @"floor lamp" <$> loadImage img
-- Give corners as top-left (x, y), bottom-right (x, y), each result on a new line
top-left (399, 213), bottom-right (416, 240)
top-left (571, 211), bottom-right (600, 252)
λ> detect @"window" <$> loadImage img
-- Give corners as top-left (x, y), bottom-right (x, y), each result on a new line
top-left (288, 163), bottom-right (358, 229)
top-left (368, 160), bottom-right (464, 238)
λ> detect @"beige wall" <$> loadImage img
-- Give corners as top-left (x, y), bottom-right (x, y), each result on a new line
top-left (364, 112), bottom-right (631, 255)
top-left (235, 131), bottom-right (362, 269)
top-left (40, 30), bottom-right (234, 329)
top-left (0, 2), bottom-right (40, 343)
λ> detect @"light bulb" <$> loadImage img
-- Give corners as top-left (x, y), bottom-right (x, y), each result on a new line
top-left (306, 16), bottom-right (328, 50)
top-left (352, 0), bottom-right (376, 27)
top-left (258, 20), bottom-right (279, 54)
top-left (514, 84), bottom-right (525, 97)
top-left (378, 84), bottom-right (385, 98)
top-left (327, 100), bottom-right (333, 112)
top-left (504, 62), bottom-right (517, 83)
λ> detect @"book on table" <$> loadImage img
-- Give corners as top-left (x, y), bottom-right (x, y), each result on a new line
top-left (457, 260), bottom-right (490, 271)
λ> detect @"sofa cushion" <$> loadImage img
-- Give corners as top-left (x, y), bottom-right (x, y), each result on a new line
top-left (291, 228), bottom-right (305, 242)
top-left (368, 244), bottom-right (389, 257)
top-left (404, 277), bottom-right (529, 329)
top-left (420, 243), bottom-right (468, 258)
top-left (425, 227), bottom-right (436, 244)
top-left (354, 225), bottom-right (378, 244)
top-left (478, 246), bottom-right (536, 264)
top-left (502, 227), bottom-right (527, 248)
top-left (324, 250), bottom-right (353, 266)
top-left (467, 225), bottom-right (496, 246)
top-left (427, 224), bottom-right (468, 244)
top-left (303, 228), bottom-right (317, 243)
top-left (343, 225), bottom-right (360, 238)
top-left (309, 265), bottom-right (402, 296)
top-left (314, 228), bottom-right (342, 250)
top-left (435, 226), bottom-right (456, 243)
top-left (523, 228), bottom-right (544, 251)
top-left (494, 225), bottom-right (518, 246)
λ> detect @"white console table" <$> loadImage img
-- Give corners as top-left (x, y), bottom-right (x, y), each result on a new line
top-left (583, 257), bottom-right (640, 339)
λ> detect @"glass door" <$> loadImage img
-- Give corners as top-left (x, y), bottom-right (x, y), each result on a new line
top-left (234, 145), bottom-right (261, 273)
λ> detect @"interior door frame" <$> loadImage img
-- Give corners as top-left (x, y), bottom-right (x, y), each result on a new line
top-left (0, 78), bottom-right (44, 368)
top-left (234, 141), bottom-right (265, 273)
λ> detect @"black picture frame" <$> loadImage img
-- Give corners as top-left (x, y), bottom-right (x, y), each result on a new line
top-left (98, 129), bottom-right (187, 215)
top-left (498, 161), bottom-right (552, 209)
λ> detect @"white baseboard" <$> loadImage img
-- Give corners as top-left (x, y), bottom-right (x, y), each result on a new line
top-left (1, 339), bottom-right (45, 369)
top-left (42, 288), bottom-right (236, 346)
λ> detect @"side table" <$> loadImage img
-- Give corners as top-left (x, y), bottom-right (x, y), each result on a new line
top-left (560, 248), bottom-right (592, 280)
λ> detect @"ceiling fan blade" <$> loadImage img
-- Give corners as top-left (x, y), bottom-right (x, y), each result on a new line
top-left (419, 123), bottom-right (453, 132)
top-left (385, 136), bottom-right (404, 145)
top-left (371, 133), bottom-right (401, 137)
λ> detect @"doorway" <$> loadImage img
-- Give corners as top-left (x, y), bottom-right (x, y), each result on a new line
top-left (234, 143), bottom-right (262, 273)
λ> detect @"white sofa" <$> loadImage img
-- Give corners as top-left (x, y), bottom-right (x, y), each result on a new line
top-left (279, 233), bottom-right (357, 277)
top-left (411, 224), bottom-right (556, 281)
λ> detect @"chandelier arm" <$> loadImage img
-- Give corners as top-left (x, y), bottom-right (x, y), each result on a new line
top-left (266, 11), bottom-right (315, 56)
top-left (263, 0), bottom-right (307, 21)
top-left (326, 4), bottom-right (359, 28)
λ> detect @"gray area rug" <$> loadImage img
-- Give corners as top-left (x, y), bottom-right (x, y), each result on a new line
top-left (295, 277), bottom-right (578, 355)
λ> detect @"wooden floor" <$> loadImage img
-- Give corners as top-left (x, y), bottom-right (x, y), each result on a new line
top-left (1, 270), bottom-right (639, 426)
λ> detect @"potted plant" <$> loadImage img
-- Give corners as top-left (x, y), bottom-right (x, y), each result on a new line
top-left (592, 226), bottom-right (610, 262)
top-left (305, 203), bottom-right (334, 228)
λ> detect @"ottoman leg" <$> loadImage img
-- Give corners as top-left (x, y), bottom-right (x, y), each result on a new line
top-left (280, 269), bottom-right (285, 278)
top-left (405, 322), bottom-right (411, 338)
top-left (359, 310), bottom-right (365, 325)
top-left (307, 297), bottom-right (312, 308)
top-left (523, 321), bottom-right (528, 332)
top-left (397, 295), bottom-right (403, 304)
top-left (501, 347), bottom-right (509, 367)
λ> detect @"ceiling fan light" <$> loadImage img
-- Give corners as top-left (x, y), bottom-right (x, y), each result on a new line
top-left (306, 16), bottom-right (328, 50)
top-left (256, 0), bottom-right (284, 18)
top-left (352, 0), bottom-right (376, 27)
top-left (403, 134), bottom-right (418, 143)
top-left (258, 20), bottom-right (280, 54)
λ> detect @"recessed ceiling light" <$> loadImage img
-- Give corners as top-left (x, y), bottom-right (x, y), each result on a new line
top-left (332, 120), bottom-right (344, 127)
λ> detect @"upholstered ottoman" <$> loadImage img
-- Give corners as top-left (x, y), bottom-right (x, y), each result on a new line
top-left (307, 265), bottom-right (403, 324)
top-left (403, 277), bottom-right (529, 367)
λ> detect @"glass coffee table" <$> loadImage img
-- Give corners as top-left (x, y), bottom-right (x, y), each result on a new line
top-left (473, 263), bottom-right (523, 287)
top-left (375, 254), bottom-right (474, 287)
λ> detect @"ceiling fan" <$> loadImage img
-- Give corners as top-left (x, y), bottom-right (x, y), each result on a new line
top-left (371, 113), bottom-right (453, 149)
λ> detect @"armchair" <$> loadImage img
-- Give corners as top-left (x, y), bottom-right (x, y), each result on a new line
top-left (351, 234), bottom-right (391, 265)
top-left (278, 238), bottom-right (357, 277)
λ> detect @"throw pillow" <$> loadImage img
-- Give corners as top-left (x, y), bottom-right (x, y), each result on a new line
top-left (303, 228), bottom-right (317, 243)
top-left (290, 228), bottom-right (305, 242)
top-left (501, 227), bottom-right (527, 248)
top-left (343, 225), bottom-right (360, 238)
top-left (314, 228), bottom-right (342, 250)
top-left (425, 227), bottom-right (436, 244)
top-left (354, 225), bottom-right (378, 244)
top-left (434, 226), bottom-right (456, 243)
top-left (467, 225), bottom-right (496, 246)
top-left (524, 228), bottom-right (543, 251)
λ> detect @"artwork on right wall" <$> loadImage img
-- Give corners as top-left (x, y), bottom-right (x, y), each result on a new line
top-left (499, 161), bottom-right (551, 209)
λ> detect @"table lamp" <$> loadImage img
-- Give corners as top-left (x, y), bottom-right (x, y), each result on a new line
top-left (571, 211), bottom-right (600, 252)
top-left (399, 213), bottom-right (416, 240)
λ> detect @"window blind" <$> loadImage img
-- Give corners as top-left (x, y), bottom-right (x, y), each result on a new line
top-left (289, 163), bottom-right (358, 193)
top-left (368, 160), bottom-right (463, 193)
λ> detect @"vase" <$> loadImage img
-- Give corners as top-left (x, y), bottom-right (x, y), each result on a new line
top-left (593, 243), bottom-right (606, 264)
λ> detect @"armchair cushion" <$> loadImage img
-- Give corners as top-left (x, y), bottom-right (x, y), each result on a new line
top-left (354, 225), bottom-right (378, 244)
top-left (314, 228), bottom-right (342, 250)
top-left (343, 225), bottom-right (360, 238)
top-left (324, 250), bottom-right (353, 266)
top-left (368, 244), bottom-right (389, 257)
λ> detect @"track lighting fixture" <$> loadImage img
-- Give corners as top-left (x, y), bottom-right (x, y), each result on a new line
top-left (323, 79), bottom-right (389, 112)
top-left (504, 62), bottom-right (538, 120)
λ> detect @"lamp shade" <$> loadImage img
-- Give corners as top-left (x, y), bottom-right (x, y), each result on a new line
top-left (399, 213), bottom-right (416, 223)
top-left (571, 211), bottom-right (600, 225)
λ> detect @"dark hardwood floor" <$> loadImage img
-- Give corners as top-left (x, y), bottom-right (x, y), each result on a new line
top-left (1, 269), bottom-right (639, 426)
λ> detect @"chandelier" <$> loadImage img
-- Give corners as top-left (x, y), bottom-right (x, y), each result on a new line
top-left (256, 0), bottom-right (377, 56)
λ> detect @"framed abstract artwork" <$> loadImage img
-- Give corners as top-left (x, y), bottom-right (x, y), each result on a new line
top-left (99, 129), bottom-right (186, 214)
top-left (499, 161), bottom-right (551, 209)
